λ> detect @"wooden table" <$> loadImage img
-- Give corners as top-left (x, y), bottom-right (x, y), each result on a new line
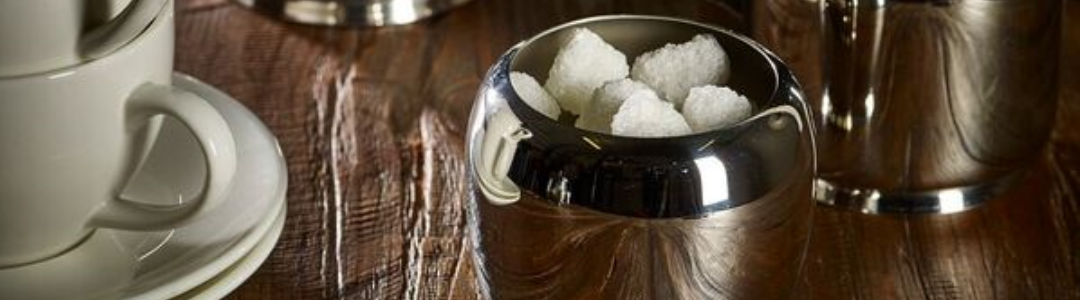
top-left (173, 0), bottom-right (1080, 298)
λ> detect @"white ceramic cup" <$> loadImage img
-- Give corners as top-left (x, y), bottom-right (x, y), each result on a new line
top-left (0, 0), bottom-right (167, 77)
top-left (0, 1), bottom-right (237, 267)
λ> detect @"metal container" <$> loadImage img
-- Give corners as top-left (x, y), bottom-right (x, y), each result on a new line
top-left (754, 0), bottom-right (1061, 214)
top-left (465, 16), bottom-right (816, 299)
top-left (235, 0), bottom-right (472, 26)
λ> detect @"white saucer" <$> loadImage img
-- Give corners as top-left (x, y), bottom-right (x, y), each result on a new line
top-left (0, 73), bottom-right (287, 300)
top-left (175, 202), bottom-right (285, 300)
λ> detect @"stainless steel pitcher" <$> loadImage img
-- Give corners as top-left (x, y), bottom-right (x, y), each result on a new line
top-left (753, 0), bottom-right (1061, 214)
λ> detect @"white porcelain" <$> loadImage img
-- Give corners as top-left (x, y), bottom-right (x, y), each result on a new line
top-left (0, 1), bottom-right (238, 267)
top-left (175, 206), bottom-right (285, 300)
top-left (0, 73), bottom-right (288, 300)
top-left (0, 0), bottom-right (168, 77)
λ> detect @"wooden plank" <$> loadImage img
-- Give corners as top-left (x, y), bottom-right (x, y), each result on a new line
top-left (170, 0), bottom-right (1080, 298)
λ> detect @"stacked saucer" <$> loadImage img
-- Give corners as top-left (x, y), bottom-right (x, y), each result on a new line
top-left (0, 74), bottom-right (288, 300)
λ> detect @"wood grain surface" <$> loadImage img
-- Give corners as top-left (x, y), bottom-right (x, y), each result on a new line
top-left (171, 0), bottom-right (1080, 298)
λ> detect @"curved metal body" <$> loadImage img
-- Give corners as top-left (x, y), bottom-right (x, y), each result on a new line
top-left (465, 16), bottom-right (817, 299)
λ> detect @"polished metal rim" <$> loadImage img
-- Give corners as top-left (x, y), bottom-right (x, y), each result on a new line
top-left (814, 171), bottom-right (1024, 215)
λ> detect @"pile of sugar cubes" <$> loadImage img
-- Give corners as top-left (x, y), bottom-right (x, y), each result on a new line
top-left (510, 28), bottom-right (752, 138)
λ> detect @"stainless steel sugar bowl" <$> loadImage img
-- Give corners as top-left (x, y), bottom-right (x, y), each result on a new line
top-left (465, 16), bottom-right (816, 299)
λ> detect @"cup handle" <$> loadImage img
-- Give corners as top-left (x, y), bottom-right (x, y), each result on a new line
top-left (90, 83), bottom-right (237, 230)
top-left (79, 0), bottom-right (170, 60)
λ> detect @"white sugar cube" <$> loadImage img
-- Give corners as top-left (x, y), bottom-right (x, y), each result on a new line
top-left (682, 85), bottom-right (752, 133)
top-left (631, 34), bottom-right (730, 107)
top-left (545, 28), bottom-right (630, 115)
top-left (510, 72), bottom-right (562, 120)
top-left (575, 78), bottom-right (653, 133)
top-left (611, 90), bottom-right (692, 138)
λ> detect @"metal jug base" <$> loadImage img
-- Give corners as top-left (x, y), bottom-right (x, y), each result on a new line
top-left (813, 171), bottom-right (1026, 215)
top-left (235, 0), bottom-right (473, 27)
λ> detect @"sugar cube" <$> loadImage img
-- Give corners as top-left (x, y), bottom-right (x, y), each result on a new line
top-left (631, 34), bottom-right (729, 107)
top-left (575, 78), bottom-right (653, 133)
top-left (545, 28), bottom-right (630, 115)
top-left (611, 90), bottom-right (692, 138)
top-left (510, 71), bottom-right (562, 120)
top-left (682, 85), bottom-right (752, 133)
